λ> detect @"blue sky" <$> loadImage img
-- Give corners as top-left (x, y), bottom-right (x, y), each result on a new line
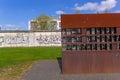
top-left (0, 0), bottom-right (120, 30)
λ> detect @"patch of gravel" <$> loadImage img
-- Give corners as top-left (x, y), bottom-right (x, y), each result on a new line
top-left (20, 60), bottom-right (120, 80)
top-left (0, 70), bottom-right (5, 73)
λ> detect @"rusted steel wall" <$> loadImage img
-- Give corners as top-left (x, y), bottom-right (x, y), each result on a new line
top-left (61, 13), bottom-right (120, 28)
top-left (62, 51), bottom-right (120, 74)
top-left (61, 13), bottom-right (120, 74)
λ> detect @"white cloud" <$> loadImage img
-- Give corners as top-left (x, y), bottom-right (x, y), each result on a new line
top-left (74, 3), bottom-right (79, 7)
top-left (0, 24), bottom-right (20, 30)
top-left (74, 0), bottom-right (117, 12)
top-left (75, 2), bottom-right (98, 11)
top-left (56, 10), bottom-right (65, 15)
top-left (98, 0), bottom-right (117, 11)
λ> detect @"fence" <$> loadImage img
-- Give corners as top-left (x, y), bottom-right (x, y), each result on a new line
top-left (0, 31), bottom-right (61, 47)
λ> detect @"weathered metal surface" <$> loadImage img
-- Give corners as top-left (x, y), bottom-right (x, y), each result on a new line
top-left (62, 51), bottom-right (120, 74)
top-left (61, 13), bottom-right (120, 28)
top-left (61, 14), bottom-right (120, 74)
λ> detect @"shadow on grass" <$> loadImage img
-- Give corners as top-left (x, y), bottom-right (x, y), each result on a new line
top-left (57, 57), bottom-right (62, 73)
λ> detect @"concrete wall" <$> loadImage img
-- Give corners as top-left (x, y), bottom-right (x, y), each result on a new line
top-left (0, 31), bottom-right (61, 47)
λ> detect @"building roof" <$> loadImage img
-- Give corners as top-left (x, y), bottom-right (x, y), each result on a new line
top-left (61, 13), bottom-right (120, 28)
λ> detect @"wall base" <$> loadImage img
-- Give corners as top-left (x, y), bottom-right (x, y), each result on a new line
top-left (62, 50), bottom-right (120, 74)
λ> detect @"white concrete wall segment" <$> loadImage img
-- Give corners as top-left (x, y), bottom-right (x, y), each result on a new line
top-left (0, 31), bottom-right (61, 47)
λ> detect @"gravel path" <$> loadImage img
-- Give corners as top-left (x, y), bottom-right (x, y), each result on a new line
top-left (21, 60), bottom-right (120, 80)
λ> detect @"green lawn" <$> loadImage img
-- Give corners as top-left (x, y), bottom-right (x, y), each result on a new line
top-left (0, 47), bottom-right (62, 69)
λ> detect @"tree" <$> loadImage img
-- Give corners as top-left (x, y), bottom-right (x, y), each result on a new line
top-left (36, 14), bottom-right (50, 30)
top-left (30, 20), bottom-right (40, 30)
top-left (104, 8), bottom-right (109, 13)
top-left (75, 9), bottom-right (80, 14)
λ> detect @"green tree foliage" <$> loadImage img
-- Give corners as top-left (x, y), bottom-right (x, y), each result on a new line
top-left (30, 20), bottom-right (40, 30)
top-left (104, 8), bottom-right (109, 13)
top-left (36, 14), bottom-right (50, 30)
top-left (75, 9), bottom-right (80, 14)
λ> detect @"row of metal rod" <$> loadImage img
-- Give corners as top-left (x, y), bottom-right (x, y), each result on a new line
top-left (62, 27), bottom-right (117, 35)
top-left (62, 43), bottom-right (120, 51)
top-left (62, 35), bottom-right (120, 43)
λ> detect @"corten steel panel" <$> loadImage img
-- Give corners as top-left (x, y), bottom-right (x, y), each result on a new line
top-left (61, 13), bottom-right (120, 28)
top-left (62, 50), bottom-right (120, 74)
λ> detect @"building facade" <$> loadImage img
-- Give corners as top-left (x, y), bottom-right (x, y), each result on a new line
top-left (61, 13), bottom-right (120, 74)
top-left (28, 17), bottom-right (61, 30)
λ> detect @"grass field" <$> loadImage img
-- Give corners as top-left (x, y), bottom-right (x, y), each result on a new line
top-left (0, 47), bottom-right (61, 69)
top-left (0, 47), bottom-right (61, 80)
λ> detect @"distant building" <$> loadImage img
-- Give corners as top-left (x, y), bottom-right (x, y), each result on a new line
top-left (28, 17), bottom-right (61, 30)
top-left (28, 19), bottom-right (38, 30)
top-left (50, 17), bottom-right (61, 30)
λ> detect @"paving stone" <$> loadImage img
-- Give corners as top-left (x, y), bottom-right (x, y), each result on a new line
top-left (21, 60), bottom-right (120, 80)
